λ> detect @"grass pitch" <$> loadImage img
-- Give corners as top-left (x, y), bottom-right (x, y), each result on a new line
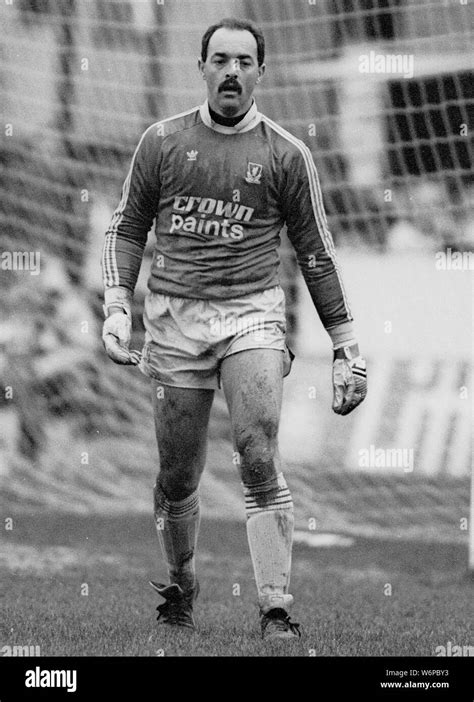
top-left (0, 513), bottom-right (472, 657)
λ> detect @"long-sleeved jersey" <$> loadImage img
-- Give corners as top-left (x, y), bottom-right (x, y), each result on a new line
top-left (102, 100), bottom-right (353, 333)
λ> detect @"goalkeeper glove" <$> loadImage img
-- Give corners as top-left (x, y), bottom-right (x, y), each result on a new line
top-left (332, 343), bottom-right (367, 415)
top-left (102, 288), bottom-right (141, 366)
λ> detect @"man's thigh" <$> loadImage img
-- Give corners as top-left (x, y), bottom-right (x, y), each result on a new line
top-left (151, 380), bottom-right (214, 496)
top-left (220, 348), bottom-right (284, 423)
top-left (220, 349), bottom-right (284, 482)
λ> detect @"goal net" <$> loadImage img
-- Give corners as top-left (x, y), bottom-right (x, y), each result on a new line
top-left (0, 0), bottom-right (472, 556)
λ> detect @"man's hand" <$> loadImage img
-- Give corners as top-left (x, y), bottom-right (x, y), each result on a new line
top-left (332, 344), bottom-right (367, 415)
top-left (102, 310), bottom-right (141, 366)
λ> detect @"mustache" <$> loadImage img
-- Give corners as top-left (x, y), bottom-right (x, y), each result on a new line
top-left (218, 79), bottom-right (242, 94)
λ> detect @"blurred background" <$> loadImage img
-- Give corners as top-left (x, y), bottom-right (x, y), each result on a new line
top-left (0, 0), bottom-right (472, 554)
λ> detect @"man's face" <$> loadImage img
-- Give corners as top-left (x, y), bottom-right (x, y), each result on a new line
top-left (198, 27), bottom-right (265, 117)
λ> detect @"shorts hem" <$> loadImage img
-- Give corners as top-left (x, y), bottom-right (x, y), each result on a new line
top-left (223, 345), bottom-right (286, 360)
top-left (139, 360), bottom-right (217, 390)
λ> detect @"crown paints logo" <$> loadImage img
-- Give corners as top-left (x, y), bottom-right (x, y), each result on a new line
top-left (169, 195), bottom-right (255, 241)
top-left (186, 150), bottom-right (198, 161)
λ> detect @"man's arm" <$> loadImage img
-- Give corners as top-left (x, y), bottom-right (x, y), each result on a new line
top-left (102, 123), bottom-right (161, 296)
top-left (281, 142), bottom-right (367, 414)
top-left (101, 124), bottom-right (162, 364)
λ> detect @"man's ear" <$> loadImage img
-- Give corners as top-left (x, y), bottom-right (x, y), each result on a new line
top-left (198, 58), bottom-right (206, 79)
top-left (257, 63), bottom-right (266, 82)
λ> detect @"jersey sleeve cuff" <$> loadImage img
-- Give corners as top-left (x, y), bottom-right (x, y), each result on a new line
top-left (326, 321), bottom-right (356, 349)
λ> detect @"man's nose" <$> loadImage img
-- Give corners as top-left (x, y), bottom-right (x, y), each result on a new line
top-left (226, 59), bottom-right (241, 77)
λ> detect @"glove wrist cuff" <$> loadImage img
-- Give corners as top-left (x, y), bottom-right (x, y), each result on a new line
top-left (327, 321), bottom-right (356, 348)
top-left (333, 343), bottom-right (359, 360)
top-left (103, 303), bottom-right (130, 318)
top-left (103, 286), bottom-right (132, 318)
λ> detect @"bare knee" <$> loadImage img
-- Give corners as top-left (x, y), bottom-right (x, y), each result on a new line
top-left (235, 417), bottom-right (279, 485)
top-left (157, 445), bottom-right (203, 500)
top-left (157, 465), bottom-right (200, 501)
top-left (156, 430), bottom-right (206, 500)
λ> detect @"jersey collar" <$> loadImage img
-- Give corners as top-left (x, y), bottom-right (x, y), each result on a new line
top-left (200, 99), bottom-right (261, 134)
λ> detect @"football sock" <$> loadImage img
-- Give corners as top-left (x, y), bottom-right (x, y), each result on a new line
top-left (153, 481), bottom-right (200, 593)
top-left (243, 472), bottom-right (295, 613)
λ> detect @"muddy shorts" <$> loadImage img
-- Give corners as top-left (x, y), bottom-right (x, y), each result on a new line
top-left (139, 285), bottom-right (294, 389)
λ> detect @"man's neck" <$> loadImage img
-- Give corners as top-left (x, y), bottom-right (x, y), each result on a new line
top-left (208, 102), bottom-right (252, 127)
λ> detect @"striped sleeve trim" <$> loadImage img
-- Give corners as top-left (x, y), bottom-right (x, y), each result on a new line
top-left (261, 115), bottom-right (352, 320)
top-left (102, 127), bottom-right (150, 288)
top-left (102, 106), bottom-right (200, 289)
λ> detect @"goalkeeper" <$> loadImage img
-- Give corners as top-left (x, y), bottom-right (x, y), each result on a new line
top-left (101, 17), bottom-right (367, 641)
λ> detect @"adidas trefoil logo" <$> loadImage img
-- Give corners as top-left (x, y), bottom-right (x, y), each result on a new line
top-left (187, 149), bottom-right (198, 161)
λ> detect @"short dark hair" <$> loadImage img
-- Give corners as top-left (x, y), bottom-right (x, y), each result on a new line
top-left (201, 18), bottom-right (265, 66)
